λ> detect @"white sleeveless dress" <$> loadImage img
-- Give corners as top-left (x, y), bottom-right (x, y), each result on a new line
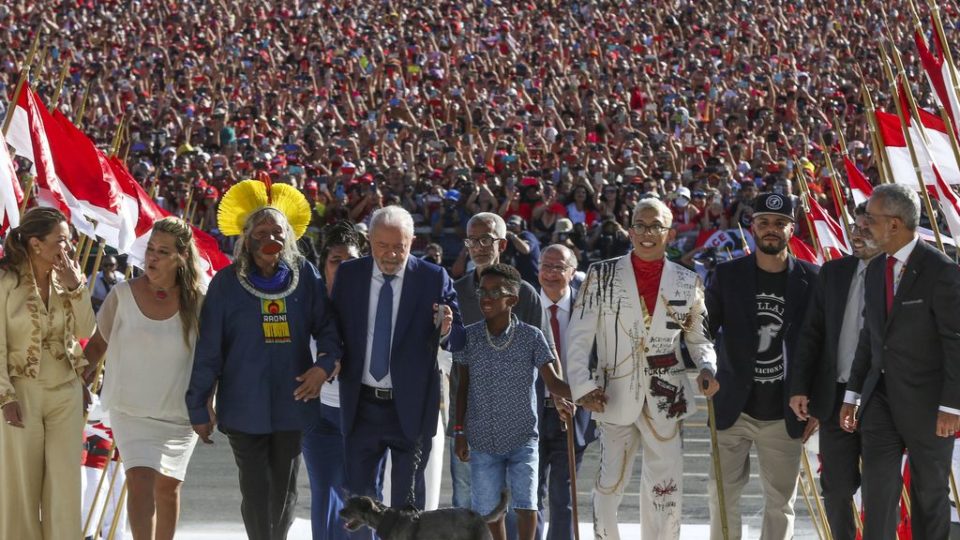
top-left (97, 281), bottom-right (199, 481)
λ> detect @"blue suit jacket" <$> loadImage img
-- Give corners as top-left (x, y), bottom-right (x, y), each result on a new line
top-left (331, 256), bottom-right (465, 441)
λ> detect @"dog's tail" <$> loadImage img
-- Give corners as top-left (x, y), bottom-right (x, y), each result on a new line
top-left (481, 490), bottom-right (510, 523)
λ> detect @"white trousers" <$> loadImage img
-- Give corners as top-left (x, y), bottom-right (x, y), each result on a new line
top-left (593, 413), bottom-right (683, 540)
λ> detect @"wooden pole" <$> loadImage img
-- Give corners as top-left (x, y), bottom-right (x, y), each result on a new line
top-left (798, 469), bottom-right (826, 540)
top-left (706, 396), bottom-right (730, 540)
top-left (564, 416), bottom-right (580, 540)
top-left (1, 29), bottom-right (41, 135)
top-left (94, 458), bottom-right (123, 538)
top-left (82, 441), bottom-right (117, 536)
top-left (105, 480), bottom-right (128, 540)
top-left (50, 61), bottom-right (70, 110)
top-left (87, 239), bottom-right (106, 292)
top-left (17, 176), bottom-right (35, 217)
top-left (802, 448), bottom-right (834, 540)
top-left (821, 132), bottom-right (854, 231)
top-left (75, 78), bottom-right (93, 129)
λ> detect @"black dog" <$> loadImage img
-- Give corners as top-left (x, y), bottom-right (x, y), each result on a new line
top-left (339, 491), bottom-right (509, 540)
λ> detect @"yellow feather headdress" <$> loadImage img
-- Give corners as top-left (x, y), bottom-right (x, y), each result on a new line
top-left (217, 173), bottom-right (312, 239)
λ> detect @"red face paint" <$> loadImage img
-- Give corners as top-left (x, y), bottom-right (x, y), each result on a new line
top-left (261, 239), bottom-right (284, 255)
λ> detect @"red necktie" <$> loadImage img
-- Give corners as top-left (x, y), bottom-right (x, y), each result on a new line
top-left (885, 255), bottom-right (897, 315)
top-left (549, 304), bottom-right (562, 361)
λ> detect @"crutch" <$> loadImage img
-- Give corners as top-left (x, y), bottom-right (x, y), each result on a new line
top-left (564, 414), bottom-right (580, 540)
top-left (705, 385), bottom-right (729, 540)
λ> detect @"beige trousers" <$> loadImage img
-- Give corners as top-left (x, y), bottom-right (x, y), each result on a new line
top-left (708, 413), bottom-right (802, 540)
top-left (593, 410), bottom-right (683, 540)
top-left (0, 358), bottom-right (83, 540)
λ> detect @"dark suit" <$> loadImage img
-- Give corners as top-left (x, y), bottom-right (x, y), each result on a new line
top-left (536, 285), bottom-right (598, 540)
top-left (790, 256), bottom-right (864, 540)
top-left (847, 239), bottom-right (960, 539)
top-left (706, 254), bottom-right (819, 438)
top-left (330, 255), bottom-right (465, 526)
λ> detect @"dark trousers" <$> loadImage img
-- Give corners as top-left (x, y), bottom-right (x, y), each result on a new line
top-left (225, 429), bottom-right (302, 540)
top-left (344, 393), bottom-right (432, 540)
top-left (860, 379), bottom-right (954, 540)
top-left (536, 406), bottom-right (586, 540)
top-left (819, 384), bottom-right (861, 540)
top-left (302, 403), bottom-right (348, 540)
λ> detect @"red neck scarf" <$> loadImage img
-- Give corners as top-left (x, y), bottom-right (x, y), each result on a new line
top-left (630, 254), bottom-right (665, 315)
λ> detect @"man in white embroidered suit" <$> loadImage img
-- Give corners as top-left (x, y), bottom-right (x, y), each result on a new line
top-left (566, 199), bottom-right (718, 539)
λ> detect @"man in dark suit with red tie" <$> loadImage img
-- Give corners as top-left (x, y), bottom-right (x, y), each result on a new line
top-left (840, 184), bottom-right (960, 539)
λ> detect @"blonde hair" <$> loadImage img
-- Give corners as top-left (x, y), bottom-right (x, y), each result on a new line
top-left (0, 207), bottom-right (68, 286)
top-left (151, 217), bottom-right (204, 345)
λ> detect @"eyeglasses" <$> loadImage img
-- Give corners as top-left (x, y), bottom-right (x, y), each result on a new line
top-left (541, 263), bottom-right (572, 274)
top-left (863, 212), bottom-right (900, 225)
top-left (631, 223), bottom-right (667, 235)
top-left (464, 236), bottom-right (499, 248)
top-left (476, 288), bottom-right (516, 300)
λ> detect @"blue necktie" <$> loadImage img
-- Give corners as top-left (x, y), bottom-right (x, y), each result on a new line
top-left (370, 274), bottom-right (396, 381)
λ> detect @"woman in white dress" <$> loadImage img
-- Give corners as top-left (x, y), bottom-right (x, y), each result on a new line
top-left (83, 217), bottom-right (206, 540)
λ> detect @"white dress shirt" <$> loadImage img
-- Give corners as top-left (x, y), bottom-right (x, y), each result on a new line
top-left (836, 260), bottom-right (868, 383)
top-left (844, 236), bottom-right (960, 415)
top-left (362, 263), bottom-right (406, 388)
top-left (540, 288), bottom-right (571, 398)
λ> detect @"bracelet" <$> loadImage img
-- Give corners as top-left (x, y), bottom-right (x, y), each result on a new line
top-left (453, 431), bottom-right (465, 437)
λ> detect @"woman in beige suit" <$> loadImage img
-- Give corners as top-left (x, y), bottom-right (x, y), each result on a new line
top-left (0, 207), bottom-right (95, 539)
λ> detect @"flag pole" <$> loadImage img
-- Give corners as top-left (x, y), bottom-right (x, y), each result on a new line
top-left (1, 29), bottom-right (42, 135)
top-left (50, 61), bottom-right (70, 110)
top-left (879, 43), bottom-right (947, 253)
top-left (801, 447), bottom-right (834, 540)
top-left (82, 440), bottom-right (117, 536)
top-left (856, 65), bottom-right (895, 184)
top-left (794, 156), bottom-right (832, 262)
top-left (821, 131), bottom-right (853, 231)
top-left (75, 77), bottom-right (94, 129)
top-left (17, 176), bottom-right (35, 216)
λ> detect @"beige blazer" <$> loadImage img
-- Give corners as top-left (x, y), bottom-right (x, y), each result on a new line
top-left (566, 255), bottom-right (716, 426)
top-left (0, 265), bottom-right (96, 407)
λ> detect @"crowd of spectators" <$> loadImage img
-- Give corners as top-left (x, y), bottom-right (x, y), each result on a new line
top-left (3, 0), bottom-right (960, 275)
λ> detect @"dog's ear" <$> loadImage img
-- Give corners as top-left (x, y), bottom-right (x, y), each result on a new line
top-left (358, 497), bottom-right (377, 510)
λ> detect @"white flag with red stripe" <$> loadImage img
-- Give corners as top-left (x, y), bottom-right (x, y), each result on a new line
top-left (909, 123), bottom-right (960, 246)
top-left (843, 156), bottom-right (874, 206)
top-left (806, 194), bottom-right (850, 259)
top-left (915, 25), bottom-right (960, 138)
top-left (0, 129), bottom-right (23, 234)
top-left (875, 109), bottom-right (960, 187)
top-left (5, 86), bottom-right (96, 237)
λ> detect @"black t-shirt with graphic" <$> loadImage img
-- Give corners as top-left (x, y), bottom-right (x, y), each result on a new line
top-left (744, 268), bottom-right (788, 421)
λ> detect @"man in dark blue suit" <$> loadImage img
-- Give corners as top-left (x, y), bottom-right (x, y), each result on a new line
top-left (330, 206), bottom-right (465, 533)
top-left (535, 244), bottom-right (596, 540)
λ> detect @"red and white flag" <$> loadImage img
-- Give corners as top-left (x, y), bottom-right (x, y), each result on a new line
top-left (843, 156), bottom-right (874, 206)
top-left (108, 157), bottom-right (228, 280)
top-left (806, 194), bottom-right (850, 259)
top-left (915, 25), bottom-right (960, 138)
top-left (875, 109), bottom-right (960, 187)
top-left (0, 129), bottom-right (23, 234)
top-left (5, 86), bottom-right (96, 237)
top-left (910, 123), bottom-right (960, 246)
top-left (789, 236), bottom-right (822, 265)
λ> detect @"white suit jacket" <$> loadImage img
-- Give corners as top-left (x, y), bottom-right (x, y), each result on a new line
top-left (566, 255), bottom-right (716, 425)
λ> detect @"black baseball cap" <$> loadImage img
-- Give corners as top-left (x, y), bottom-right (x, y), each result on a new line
top-left (753, 193), bottom-right (794, 221)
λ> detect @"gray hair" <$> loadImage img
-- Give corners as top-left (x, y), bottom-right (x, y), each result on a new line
top-left (541, 243), bottom-right (578, 268)
top-left (872, 184), bottom-right (920, 230)
top-left (633, 198), bottom-right (674, 228)
top-left (467, 212), bottom-right (507, 238)
top-left (369, 206), bottom-right (415, 238)
top-left (234, 207), bottom-right (303, 276)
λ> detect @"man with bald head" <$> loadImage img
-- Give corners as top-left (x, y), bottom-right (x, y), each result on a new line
top-left (535, 243), bottom-right (596, 540)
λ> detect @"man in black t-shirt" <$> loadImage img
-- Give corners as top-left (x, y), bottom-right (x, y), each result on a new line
top-left (705, 193), bottom-right (820, 539)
